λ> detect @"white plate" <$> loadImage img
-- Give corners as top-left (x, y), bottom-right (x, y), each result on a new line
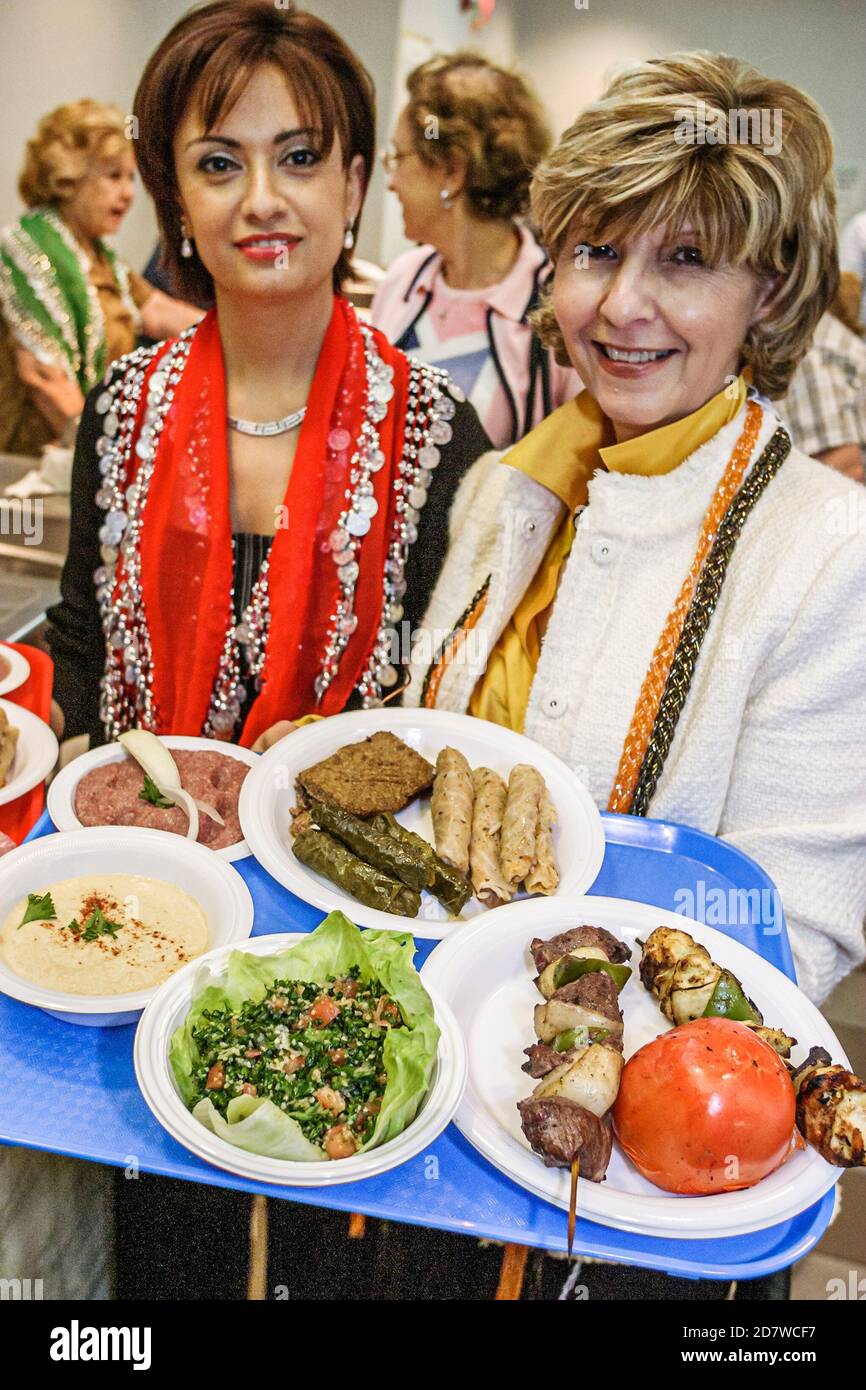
top-left (134, 931), bottom-right (467, 1186)
top-left (0, 698), bottom-right (58, 809)
top-left (238, 709), bottom-right (605, 939)
top-left (48, 736), bottom-right (259, 861)
top-left (0, 645), bottom-right (30, 697)
top-left (0, 826), bottom-right (254, 1026)
top-left (422, 895), bottom-right (848, 1241)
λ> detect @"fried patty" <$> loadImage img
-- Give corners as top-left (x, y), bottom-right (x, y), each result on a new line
top-left (296, 732), bottom-right (435, 816)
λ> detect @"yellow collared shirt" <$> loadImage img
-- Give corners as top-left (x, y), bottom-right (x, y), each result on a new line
top-left (469, 374), bottom-right (749, 732)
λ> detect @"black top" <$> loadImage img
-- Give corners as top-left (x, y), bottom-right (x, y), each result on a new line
top-left (47, 367), bottom-right (491, 747)
top-left (232, 530), bottom-right (273, 734)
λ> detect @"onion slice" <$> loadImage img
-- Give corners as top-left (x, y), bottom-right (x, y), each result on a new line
top-left (194, 798), bottom-right (225, 828)
top-left (118, 730), bottom-right (200, 841)
top-left (118, 730), bottom-right (182, 790)
top-left (161, 785), bottom-right (200, 843)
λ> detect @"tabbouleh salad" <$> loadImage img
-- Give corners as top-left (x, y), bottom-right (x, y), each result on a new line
top-left (190, 966), bottom-right (402, 1159)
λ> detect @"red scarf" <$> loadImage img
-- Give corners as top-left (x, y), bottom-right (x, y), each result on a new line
top-left (124, 297), bottom-right (410, 745)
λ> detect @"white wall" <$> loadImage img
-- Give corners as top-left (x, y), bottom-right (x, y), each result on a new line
top-left (510, 0), bottom-right (866, 226)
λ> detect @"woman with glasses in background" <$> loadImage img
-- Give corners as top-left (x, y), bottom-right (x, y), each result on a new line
top-left (373, 53), bottom-right (580, 449)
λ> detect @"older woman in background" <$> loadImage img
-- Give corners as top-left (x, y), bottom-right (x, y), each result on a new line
top-left (373, 53), bottom-right (580, 447)
top-left (0, 100), bottom-right (201, 457)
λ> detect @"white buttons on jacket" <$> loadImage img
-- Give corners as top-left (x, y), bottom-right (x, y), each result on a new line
top-left (541, 694), bottom-right (568, 718)
top-left (591, 536), bottom-right (615, 565)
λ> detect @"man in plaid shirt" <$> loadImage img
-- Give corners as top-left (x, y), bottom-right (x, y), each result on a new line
top-left (779, 273), bottom-right (866, 483)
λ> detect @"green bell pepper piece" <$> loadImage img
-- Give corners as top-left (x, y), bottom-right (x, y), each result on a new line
top-left (702, 969), bottom-right (761, 1023)
top-left (552, 955), bottom-right (632, 992)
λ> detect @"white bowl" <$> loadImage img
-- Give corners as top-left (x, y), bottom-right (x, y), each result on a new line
top-left (0, 645), bottom-right (30, 697)
top-left (135, 932), bottom-right (468, 1186)
top-left (0, 826), bottom-right (254, 1026)
top-left (48, 736), bottom-right (259, 861)
top-left (0, 698), bottom-right (59, 809)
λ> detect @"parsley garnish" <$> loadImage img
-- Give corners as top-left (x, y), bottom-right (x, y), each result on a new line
top-left (138, 773), bottom-right (175, 809)
top-left (68, 906), bottom-right (124, 942)
top-left (18, 891), bottom-right (57, 928)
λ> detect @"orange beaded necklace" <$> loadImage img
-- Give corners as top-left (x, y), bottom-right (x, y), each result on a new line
top-left (607, 399), bottom-right (762, 813)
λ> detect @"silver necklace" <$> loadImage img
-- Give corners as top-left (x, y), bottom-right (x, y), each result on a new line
top-left (227, 405), bottom-right (307, 437)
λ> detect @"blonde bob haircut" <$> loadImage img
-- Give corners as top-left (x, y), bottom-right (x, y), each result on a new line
top-left (531, 52), bottom-right (838, 398)
top-left (18, 100), bottom-right (130, 208)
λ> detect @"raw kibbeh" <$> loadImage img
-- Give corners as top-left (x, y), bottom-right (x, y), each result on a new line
top-left (75, 750), bottom-right (248, 849)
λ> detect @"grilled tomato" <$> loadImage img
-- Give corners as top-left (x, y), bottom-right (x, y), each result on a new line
top-left (612, 1017), bottom-right (797, 1194)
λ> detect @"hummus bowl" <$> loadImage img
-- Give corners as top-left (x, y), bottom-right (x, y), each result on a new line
top-left (0, 826), bottom-right (254, 1026)
top-left (47, 736), bottom-right (259, 861)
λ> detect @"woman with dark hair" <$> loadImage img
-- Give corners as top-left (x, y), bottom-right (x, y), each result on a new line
top-left (34, 0), bottom-right (489, 1300)
top-left (373, 53), bottom-right (580, 448)
top-left (47, 0), bottom-right (488, 758)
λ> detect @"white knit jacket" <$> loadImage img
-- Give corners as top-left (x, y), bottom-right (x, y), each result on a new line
top-left (405, 392), bottom-right (866, 1004)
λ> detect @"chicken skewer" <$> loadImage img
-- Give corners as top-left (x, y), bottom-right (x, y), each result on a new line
top-left (639, 926), bottom-right (866, 1168)
top-left (517, 925), bottom-right (632, 1250)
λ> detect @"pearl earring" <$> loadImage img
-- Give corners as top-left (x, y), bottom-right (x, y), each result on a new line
top-left (440, 188), bottom-right (454, 209)
top-left (180, 235), bottom-right (193, 259)
top-left (343, 224), bottom-right (355, 250)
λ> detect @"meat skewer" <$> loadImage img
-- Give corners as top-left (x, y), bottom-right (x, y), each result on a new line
top-left (517, 924), bottom-right (632, 1248)
top-left (639, 926), bottom-right (866, 1168)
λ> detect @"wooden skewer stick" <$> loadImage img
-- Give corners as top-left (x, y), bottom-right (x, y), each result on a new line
top-left (567, 1154), bottom-right (580, 1257)
top-left (495, 1242), bottom-right (530, 1300)
top-left (246, 1194), bottom-right (269, 1300)
top-left (347, 1212), bottom-right (367, 1239)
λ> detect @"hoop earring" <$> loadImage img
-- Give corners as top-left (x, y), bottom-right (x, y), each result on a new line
top-left (343, 224), bottom-right (355, 250)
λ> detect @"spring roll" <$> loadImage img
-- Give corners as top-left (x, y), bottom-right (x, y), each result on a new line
top-left (292, 828), bottom-right (420, 917)
top-left (524, 788), bottom-right (559, 895)
top-left (500, 764), bottom-right (544, 890)
top-left (373, 814), bottom-right (471, 916)
top-left (469, 767), bottom-right (513, 907)
top-left (431, 747), bottom-right (474, 875)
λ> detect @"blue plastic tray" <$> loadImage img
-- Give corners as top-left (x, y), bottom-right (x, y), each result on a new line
top-left (0, 809), bottom-right (833, 1280)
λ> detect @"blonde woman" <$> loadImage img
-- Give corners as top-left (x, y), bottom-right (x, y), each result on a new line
top-left (0, 100), bottom-right (201, 456)
top-left (373, 53), bottom-right (580, 447)
top-left (406, 52), bottom-right (866, 1013)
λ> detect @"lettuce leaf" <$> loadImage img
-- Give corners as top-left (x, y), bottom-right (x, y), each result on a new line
top-left (168, 911), bottom-right (439, 1162)
top-left (191, 1095), bottom-right (326, 1162)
